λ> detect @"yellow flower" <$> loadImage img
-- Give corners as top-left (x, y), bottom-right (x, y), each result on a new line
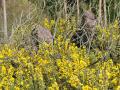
top-left (80, 60), bottom-right (87, 68)
top-left (93, 87), bottom-right (98, 90)
top-left (5, 86), bottom-right (9, 90)
top-left (106, 70), bottom-right (111, 79)
top-left (2, 66), bottom-right (6, 74)
top-left (82, 85), bottom-right (92, 90)
top-left (50, 20), bottom-right (55, 26)
top-left (0, 52), bottom-right (4, 58)
top-left (48, 87), bottom-right (54, 90)
top-left (26, 84), bottom-right (30, 88)
top-left (14, 86), bottom-right (20, 90)
top-left (99, 73), bottom-right (103, 79)
top-left (65, 40), bottom-right (69, 50)
top-left (114, 20), bottom-right (119, 29)
top-left (10, 77), bottom-right (15, 83)
top-left (7, 49), bottom-right (12, 57)
top-left (71, 53), bottom-right (79, 60)
top-left (116, 86), bottom-right (120, 90)
top-left (111, 78), bottom-right (118, 85)
top-left (59, 18), bottom-right (65, 26)
top-left (21, 81), bottom-right (24, 85)
top-left (44, 18), bottom-right (50, 29)
top-left (48, 82), bottom-right (59, 90)
top-left (68, 75), bottom-right (80, 88)
top-left (0, 83), bottom-right (2, 89)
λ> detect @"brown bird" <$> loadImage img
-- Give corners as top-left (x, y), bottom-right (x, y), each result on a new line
top-left (71, 10), bottom-right (97, 48)
top-left (82, 10), bottom-right (97, 29)
top-left (31, 25), bottom-right (53, 52)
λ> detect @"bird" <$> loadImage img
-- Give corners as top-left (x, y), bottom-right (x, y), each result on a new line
top-left (31, 25), bottom-right (53, 52)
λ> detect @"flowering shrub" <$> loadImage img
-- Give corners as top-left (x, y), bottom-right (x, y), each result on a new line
top-left (0, 41), bottom-right (119, 90)
top-left (0, 18), bottom-right (120, 90)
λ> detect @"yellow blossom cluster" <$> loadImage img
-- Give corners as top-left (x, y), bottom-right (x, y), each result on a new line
top-left (96, 20), bottom-right (120, 51)
top-left (43, 17), bottom-right (77, 35)
top-left (0, 40), bottom-right (119, 90)
top-left (0, 19), bottom-right (120, 90)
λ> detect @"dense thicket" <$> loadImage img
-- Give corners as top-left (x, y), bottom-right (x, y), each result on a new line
top-left (0, 0), bottom-right (119, 90)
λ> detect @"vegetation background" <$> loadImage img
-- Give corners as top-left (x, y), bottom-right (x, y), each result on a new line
top-left (0, 0), bottom-right (120, 90)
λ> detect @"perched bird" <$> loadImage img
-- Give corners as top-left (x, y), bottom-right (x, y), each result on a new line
top-left (31, 25), bottom-right (53, 52)
top-left (82, 10), bottom-right (97, 29)
top-left (71, 10), bottom-right (97, 48)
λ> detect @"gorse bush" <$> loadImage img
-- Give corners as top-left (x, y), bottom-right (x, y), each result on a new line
top-left (0, 18), bottom-right (120, 90)
top-left (95, 20), bottom-right (120, 62)
top-left (0, 42), bottom-right (119, 90)
top-left (0, 0), bottom-right (120, 89)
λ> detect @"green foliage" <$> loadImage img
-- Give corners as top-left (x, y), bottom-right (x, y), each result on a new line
top-left (28, 0), bottom-right (63, 19)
